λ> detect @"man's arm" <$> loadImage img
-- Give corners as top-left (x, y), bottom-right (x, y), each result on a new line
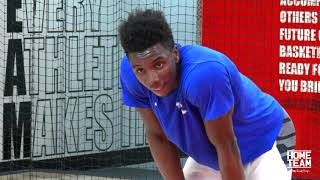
top-left (203, 106), bottom-right (245, 180)
top-left (136, 108), bottom-right (184, 180)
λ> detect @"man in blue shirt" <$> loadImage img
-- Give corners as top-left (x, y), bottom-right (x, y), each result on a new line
top-left (118, 9), bottom-right (295, 180)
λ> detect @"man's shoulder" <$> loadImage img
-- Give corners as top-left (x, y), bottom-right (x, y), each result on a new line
top-left (180, 60), bottom-right (229, 98)
top-left (181, 57), bottom-right (229, 82)
top-left (179, 44), bottom-right (232, 71)
top-left (179, 44), bottom-right (224, 58)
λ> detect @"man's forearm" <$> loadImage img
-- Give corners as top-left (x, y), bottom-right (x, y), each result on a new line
top-left (147, 132), bottom-right (184, 180)
top-left (217, 141), bottom-right (245, 180)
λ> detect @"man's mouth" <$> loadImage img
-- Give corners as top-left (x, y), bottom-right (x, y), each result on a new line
top-left (153, 87), bottom-right (163, 92)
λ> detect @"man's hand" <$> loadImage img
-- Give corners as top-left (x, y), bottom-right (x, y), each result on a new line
top-left (203, 106), bottom-right (245, 180)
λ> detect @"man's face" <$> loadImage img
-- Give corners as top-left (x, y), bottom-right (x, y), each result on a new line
top-left (128, 43), bottom-right (179, 96)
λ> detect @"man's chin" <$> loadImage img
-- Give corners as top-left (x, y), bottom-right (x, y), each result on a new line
top-left (153, 88), bottom-right (175, 97)
top-left (153, 91), bottom-right (167, 97)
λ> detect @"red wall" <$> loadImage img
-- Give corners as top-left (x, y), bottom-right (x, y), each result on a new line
top-left (202, 1), bottom-right (320, 179)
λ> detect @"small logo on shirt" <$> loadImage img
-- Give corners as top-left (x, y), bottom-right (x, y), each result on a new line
top-left (176, 102), bottom-right (187, 115)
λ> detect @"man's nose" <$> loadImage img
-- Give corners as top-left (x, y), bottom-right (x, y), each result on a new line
top-left (147, 71), bottom-right (160, 88)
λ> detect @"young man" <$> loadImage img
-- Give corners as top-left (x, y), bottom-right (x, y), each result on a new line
top-left (118, 9), bottom-right (296, 180)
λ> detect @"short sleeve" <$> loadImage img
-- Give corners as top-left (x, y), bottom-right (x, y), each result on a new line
top-left (185, 62), bottom-right (234, 121)
top-left (120, 56), bottom-right (150, 108)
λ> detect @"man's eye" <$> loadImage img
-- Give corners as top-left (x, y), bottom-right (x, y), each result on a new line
top-left (155, 63), bottom-right (164, 69)
top-left (136, 68), bottom-right (144, 74)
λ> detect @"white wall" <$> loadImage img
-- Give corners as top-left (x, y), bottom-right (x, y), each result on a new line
top-left (0, 0), bottom-right (197, 162)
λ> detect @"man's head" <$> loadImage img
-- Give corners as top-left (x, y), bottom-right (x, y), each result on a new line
top-left (119, 9), bottom-right (180, 96)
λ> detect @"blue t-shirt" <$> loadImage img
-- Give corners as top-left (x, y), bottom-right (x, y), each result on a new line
top-left (120, 44), bottom-right (284, 170)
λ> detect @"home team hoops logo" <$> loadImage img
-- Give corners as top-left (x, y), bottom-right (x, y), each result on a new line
top-left (287, 150), bottom-right (312, 173)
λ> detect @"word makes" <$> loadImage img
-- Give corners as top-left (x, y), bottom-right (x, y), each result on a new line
top-left (280, 11), bottom-right (318, 24)
top-left (2, 95), bottom-right (113, 160)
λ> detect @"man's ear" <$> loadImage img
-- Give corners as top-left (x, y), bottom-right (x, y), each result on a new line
top-left (173, 46), bottom-right (179, 64)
